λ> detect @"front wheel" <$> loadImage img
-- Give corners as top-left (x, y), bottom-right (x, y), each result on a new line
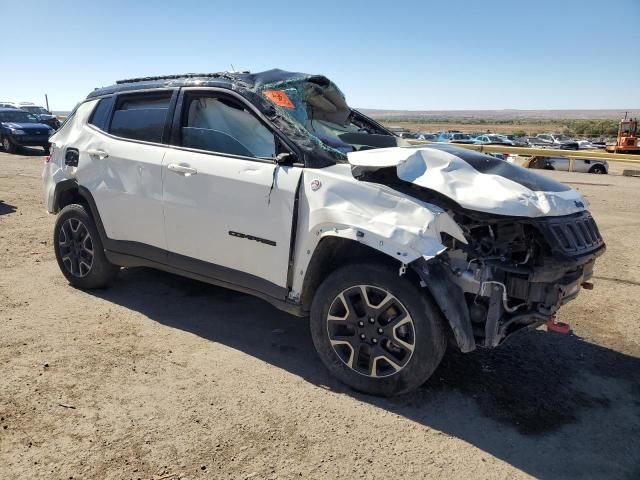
top-left (53, 204), bottom-right (119, 289)
top-left (2, 137), bottom-right (17, 153)
top-left (310, 262), bottom-right (446, 396)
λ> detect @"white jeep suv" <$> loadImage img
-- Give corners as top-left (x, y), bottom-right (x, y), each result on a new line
top-left (43, 70), bottom-right (605, 396)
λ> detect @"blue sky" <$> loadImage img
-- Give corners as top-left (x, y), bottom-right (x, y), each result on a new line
top-left (1, 0), bottom-right (638, 111)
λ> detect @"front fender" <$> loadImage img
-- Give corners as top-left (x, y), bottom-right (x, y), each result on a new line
top-left (315, 226), bottom-right (444, 264)
top-left (290, 165), bottom-right (466, 298)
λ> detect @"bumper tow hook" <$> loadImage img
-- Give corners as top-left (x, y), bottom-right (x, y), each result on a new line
top-left (546, 315), bottom-right (570, 334)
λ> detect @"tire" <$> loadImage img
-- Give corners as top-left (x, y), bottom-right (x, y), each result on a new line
top-left (53, 204), bottom-right (119, 289)
top-left (2, 136), bottom-right (17, 153)
top-left (310, 262), bottom-right (446, 396)
top-left (42, 145), bottom-right (50, 154)
top-left (589, 164), bottom-right (607, 174)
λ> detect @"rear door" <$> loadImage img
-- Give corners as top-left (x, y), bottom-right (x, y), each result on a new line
top-left (548, 156), bottom-right (569, 171)
top-left (82, 90), bottom-right (175, 252)
top-left (162, 89), bottom-right (303, 293)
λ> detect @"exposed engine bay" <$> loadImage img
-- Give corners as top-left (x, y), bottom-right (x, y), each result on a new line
top-left (437, 210), bottom-right (603, 347)
top-left (350, 148), bottom-right (605, 350)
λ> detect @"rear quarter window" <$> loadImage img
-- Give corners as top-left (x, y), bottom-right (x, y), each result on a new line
top-left (88, 97), bottom-right (114, 131)
top-left (109, 92), bottom-right (172, 143)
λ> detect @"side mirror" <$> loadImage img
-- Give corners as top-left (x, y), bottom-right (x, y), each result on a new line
top-left (275, 152), bottom-right (295, 165)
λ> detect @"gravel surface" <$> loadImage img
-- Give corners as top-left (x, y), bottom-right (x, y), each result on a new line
top-left (1, 149), bottom-right (639, 479)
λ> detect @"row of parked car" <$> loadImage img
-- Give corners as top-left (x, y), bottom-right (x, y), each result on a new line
top-left (402, 130), bottom-right (604, 149)
top-left (0, 101), bottom-right (61, 153)
top-left (398, 130), bottom-right (609, 174)
top-left (0, 101), bottom-right (61, 129)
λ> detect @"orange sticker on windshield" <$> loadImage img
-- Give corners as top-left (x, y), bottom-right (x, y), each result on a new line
top-left (263, 90), bottom-right (295, 109)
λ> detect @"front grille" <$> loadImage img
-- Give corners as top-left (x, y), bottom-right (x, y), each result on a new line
top-left (20, 136), bottom-right (44, 141)
top-left (536, 212), bottom-right (604, 257)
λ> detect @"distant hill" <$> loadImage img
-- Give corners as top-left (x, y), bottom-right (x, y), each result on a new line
top-left (359, 109), bottom-right (640, 121)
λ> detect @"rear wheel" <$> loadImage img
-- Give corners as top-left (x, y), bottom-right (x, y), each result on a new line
top-left (589, 164), bottom-right (607, 174)
top-left (2, 137), bottom-right (16, 153)
top-left (54, 204), bottom-right (119, 289)
top-left (310, 262), bottom-right (446, 396)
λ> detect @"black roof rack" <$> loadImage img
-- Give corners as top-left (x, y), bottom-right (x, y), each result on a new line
top-left (115, 72), bottom-right (249, 85)
top-left (89, 69), bottom-right (309, 100)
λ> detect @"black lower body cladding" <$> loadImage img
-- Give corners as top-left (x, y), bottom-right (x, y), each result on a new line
top-left (412, 259), bottom-right (476, 353)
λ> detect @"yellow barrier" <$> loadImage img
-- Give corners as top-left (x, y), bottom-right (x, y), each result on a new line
top-left (408, 140), bottom-right (640, 164)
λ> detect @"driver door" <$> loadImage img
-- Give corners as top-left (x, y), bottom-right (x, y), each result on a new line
top-left (162, 89), bottom-right (302, 294)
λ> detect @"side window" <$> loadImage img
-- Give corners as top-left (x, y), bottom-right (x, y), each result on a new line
top-left (109, 92), bottom-right (171, 143)
top-left (88, 97), bottom-right (114, 131)
top-left (181, 94), bottom-right (276, 158)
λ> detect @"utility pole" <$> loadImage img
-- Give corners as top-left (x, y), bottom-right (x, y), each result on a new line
top-left (45, 94), bottom-right (50, 112)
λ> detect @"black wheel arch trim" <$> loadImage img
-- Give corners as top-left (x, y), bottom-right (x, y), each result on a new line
top-left (412, 258), bottom-right (476, 353)
top-left (52, 179), bottom-right (82, 212)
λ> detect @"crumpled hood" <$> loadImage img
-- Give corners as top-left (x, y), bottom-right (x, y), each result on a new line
top-left (347, 144), bottom-right (588, 218)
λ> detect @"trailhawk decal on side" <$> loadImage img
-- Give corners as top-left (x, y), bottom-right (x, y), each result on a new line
top-left (228, 231), bottom-right (277, 247)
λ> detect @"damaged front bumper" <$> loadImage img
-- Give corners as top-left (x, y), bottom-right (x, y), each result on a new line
top-left (412, 211), bottom-right (605, 352)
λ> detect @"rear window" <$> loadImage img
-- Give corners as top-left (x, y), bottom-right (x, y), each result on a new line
top-left (88, 97), bottom-right (114, 131)
top-left (109, 93), bottom-right (172, 143)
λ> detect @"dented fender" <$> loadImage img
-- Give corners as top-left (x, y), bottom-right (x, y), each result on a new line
top-left (289, 164), bottom-right (466, 299)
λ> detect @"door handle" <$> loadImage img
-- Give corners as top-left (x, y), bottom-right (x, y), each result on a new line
top-left (167, 163), bottom-right (198, 176)
top-left (87, 149), bottom-right (109, 160)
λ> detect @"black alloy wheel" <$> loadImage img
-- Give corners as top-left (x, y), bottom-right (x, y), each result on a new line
top-left (326, 285), bottom-right (416, 378)
top-left (58, 217), bottom-right (94, 278)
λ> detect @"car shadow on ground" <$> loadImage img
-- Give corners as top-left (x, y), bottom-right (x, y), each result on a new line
top-left (89, 267), bottom-right (640, 479)
top-left (2, 147), bottom-right (48, 157)
top-left (0, 200), bottom-right (17, 216)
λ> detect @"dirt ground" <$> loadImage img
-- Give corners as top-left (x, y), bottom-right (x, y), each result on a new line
top-left (1, 149), bottom-right (639, 480)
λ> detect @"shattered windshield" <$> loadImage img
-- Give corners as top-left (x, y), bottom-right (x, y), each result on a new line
top-left (22, 106), bottom-right (49, 115)
top-left (259, 78), bottom-right (399, 157)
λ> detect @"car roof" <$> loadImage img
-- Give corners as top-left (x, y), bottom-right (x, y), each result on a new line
top-left (84, 68), bottom-right (386, 170)
top-left (86, 68), bottom-right (329, 99)
top-left (0, 107), bottom-right (26, 112)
